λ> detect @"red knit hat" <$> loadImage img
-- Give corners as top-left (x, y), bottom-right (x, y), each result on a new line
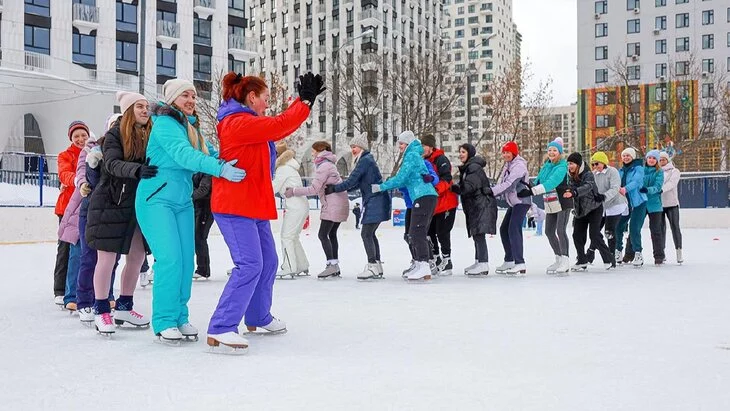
top-left (68, 120), bottom-right (89, 141)
top-left (502, 141), bottom-right (519, 156)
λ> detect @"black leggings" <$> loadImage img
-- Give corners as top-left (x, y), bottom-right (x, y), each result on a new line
top-left (573, 206), bottom-right (613, 265)
top-left (473, 234), bottom-right (489, 263)
top-left (318, 220), bottom-right (340, 261)
top-left (360, 222), bottom-right (381, 263)
top-left (407, 196), bottom-right (438, 262)
top-left (428, 207), bottom-right (457, 257)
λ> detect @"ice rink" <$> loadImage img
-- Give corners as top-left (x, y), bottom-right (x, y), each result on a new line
top-left (2, 225), bottom-right (730, 410)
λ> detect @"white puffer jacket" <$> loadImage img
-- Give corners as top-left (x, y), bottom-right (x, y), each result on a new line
top-left (661, 162), bottom-right (680, 208)
top-left (273, 150), bottom-right (309, 212)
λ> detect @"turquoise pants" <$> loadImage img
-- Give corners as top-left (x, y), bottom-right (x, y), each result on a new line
top-left (616, 202), bottom-right (646, 253)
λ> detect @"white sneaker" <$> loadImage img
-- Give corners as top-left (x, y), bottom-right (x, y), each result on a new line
top-left (505, 263), bottom-right (527, 275)
top-left (247, 317), bottom-right (287, 334)
top-left (463, 260), bottom-right (479, 274)
top-left (545, 255), bottom-right (561, 273)
top-left (406, 261), bottom-right (432, 280)
top-left (402, 260), bottom-right (417, 278)
top-left (179, 323), bottom-right (198, 337)
top-left (114, 310), bottom-right (150, 327)
top-left (157, 327), bottom-right (183, 341)
top-left (632, 252), bottom-right (644, 267)
top-left (357, 263), bottom-right (382, 280)
top-left (465, 262), bottom-right (490, 276)
top-left (495, 261), bottom-right (515, 273)
top-left (79, 307), bottom-right (94, 323)
top-left (207, 332), bottom-right (249, 354)
top-left (54, 295), bottom-right (64, 305)
top-left (94, 313), bottom-right (115, 334)
top-left (139, 271), bottom-right (150, 288)
top-left (676, 248), bottom-right (683, 264)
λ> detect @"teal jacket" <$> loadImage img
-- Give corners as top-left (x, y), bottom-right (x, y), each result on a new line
top-left (136, 104), bottom-right (223, 207)
top-left (535, 159), bottom-right (568, 192)
top-left (643, 165), bottom-right (664, 213)
top-left (619, 159), bottom-right (647, 208)
top-left (380, 140), bottom-right (437, 201)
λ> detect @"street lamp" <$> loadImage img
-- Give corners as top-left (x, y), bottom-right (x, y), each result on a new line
top-left (465, 32), bottom-right (497, 145)
top-left (331, 29), bottom-right (375, 153)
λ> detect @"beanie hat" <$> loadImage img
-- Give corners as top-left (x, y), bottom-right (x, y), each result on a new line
top-left (659, 151), bottom-right (671, 161)
top-left (621, 147), bottom-right (637, 160)
top-left (275, 141), bottom-right (288, 157)
top-left (68, 120), bottom-right (89, 141)
top-left (591, 151), bottom-right (609, 166)
top-left (420, 134), bottom-right (437, 148)
top-left (349, 132), bottom-right (369, 151)
top-left (104, 113), bottom-right (122, 133)
top-left (116, 91), bottom-right (147, 115)
top-left (397, 130), bottom-right (416, 146)
top-left (567, 152), bottom-right (583, 165)
top-left (459, 143), bottom-right (476, 159)
top-left (163, 78), bottom-right (196, 105)
top-left (645, 149), bottom-right (661, 162)
top-left (502, 141), bottom-right (519, 156)
top-left (547, 140), bottom-right (563, 154)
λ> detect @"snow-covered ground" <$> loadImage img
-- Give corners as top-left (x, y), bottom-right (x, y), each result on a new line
top-left (2, 226), bottom-right (730, 410)
top-left (0, 182), bottom-right (59, 206)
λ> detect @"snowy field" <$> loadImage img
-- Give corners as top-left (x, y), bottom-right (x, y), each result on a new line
top-left (2, 226), bottom-right (730, 410)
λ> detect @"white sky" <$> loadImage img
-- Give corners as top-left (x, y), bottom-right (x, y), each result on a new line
top-left (513, 0), bottom-right (578, 106)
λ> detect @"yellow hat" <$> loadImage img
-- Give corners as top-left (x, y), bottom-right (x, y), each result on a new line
top-left (591, 151), bottom-right (609, 166)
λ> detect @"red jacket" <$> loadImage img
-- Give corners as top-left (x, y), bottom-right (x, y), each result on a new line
top-left (54, 144), bottom-right (82, 216)
top-left (211, 98), bottom-right (310, 220)
top-left (426, 148), bottom-right (459, 215)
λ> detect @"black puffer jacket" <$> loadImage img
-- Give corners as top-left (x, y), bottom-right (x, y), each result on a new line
top-left (85, 124), bottom-right (147, 254)
top-left (456, 155), bottom-right (498, 237)
top-left (569, 161), bottom-right (603, 219)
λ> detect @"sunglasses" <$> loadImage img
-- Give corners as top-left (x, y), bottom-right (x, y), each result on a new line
top-left (591, 162), bottom-right (601, 166)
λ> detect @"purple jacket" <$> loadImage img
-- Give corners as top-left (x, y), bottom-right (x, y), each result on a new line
top-left (491, 155), bottom-right (531, 207)
top-left (58, 144), bottom-right (92, 244)
top-left (292, 151), bottom-right (349, 223)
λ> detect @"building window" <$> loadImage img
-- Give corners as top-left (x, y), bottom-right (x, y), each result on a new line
top-left (25, 0), bottom-right (50, 17)
top-left (228, 0), bottom-right (245, 18)
top-left (676, 61), bottom-right (689, 75)
top-left (627, 0), bottom-right (640, 10)
top-left (194, 17), bottom-right (212, 46)
top-left (72, 33), bottom-right (96, 65)
top-left (156, 47), bottom-right (176, 77)
top-left (596, 115), bottom-right (610, 128)
top-left (24, 25), bottom-right (50, 55)
top-left (193, 54), bottom-right (211, 81)
top-left (675, 36), bottom-right (690, 51)
top-left (655, 16), bottom-right (666, 30)
top-left (157, 10), bottom-right (177, 23)
top-left (676, 0), bottom-right (688, 4)
top-left (627, 19), bottom-right (640, 34)
top-left (702, 58), bottom-right (714, 73)
top-left (655, 39), bottom-right (666, 54)
top-left (595, 68), bottom-right (608, 83)
top-left (595, 46), bottom-right (608, 60)
top-left (228, 56), bottom-right (245, 74)
top-left (701, 83), bottom-right (714, 98)
top-left (702, 10), bottom-right (714, 25)
top-left (656, 0), bottom-right (666, 6)
top-left (675, 13), bottom-right (689, 28)
top-left (595, 23), bottom-right (608, 37)
top-left (455, 18), bottom-right (464, 26)
top-left (595, 1), bottom-right (607, 14)
top-left (627, 42), bottom-right (640, 56)
top-left (116, 1), bottom-right (137, 32)
top-left (596, 92), bottom-right (610, 106)
top-left (656, 62), bottom-right (667, 77)
top-left (655, 111), bottom-right (667, 126)
top-left (702, 34), bottom-right (714, 49)
top-left (702, 108), bottom-right (715, 124)
top-left (656, 86), bottom-right (667, 101)
top-left (116, 40), bottom-right (137, 71)
top-left (628, 65), bottom-right (641, 80)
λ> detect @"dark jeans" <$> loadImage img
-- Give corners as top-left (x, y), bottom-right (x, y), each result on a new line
top-left (428, 207), bottom-right (457, 257)
top-left (318, 220), bottom-right (341, 261)
top-left (360, 222), bottom-right (381, 263)
top-left (195, 206), bottom-right (213, 276)
top-left (53, 215), bottom-right (69, 297)
top-left (662, 206), bottom-right (682, 250)
top-left (408, 196), bottom-right (437, 262)
top-left (648, 211), bottom-right (665, 261)
top-left (573, 206), bottom-right (613, 265)
top-left (500, 204), bottom-right (530, 264)
top-left (473, 234), bottom-right (489, 263)
top-left (354, 214), bottom-right (361, 228)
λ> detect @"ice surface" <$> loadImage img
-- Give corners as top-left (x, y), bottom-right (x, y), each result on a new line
top-left (1, 226), bottom-right (730, 410)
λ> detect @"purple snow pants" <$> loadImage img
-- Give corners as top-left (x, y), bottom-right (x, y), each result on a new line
top-left (207, 214), bottom-right (277, 335)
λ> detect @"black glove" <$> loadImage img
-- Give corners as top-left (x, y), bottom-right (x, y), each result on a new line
top-left (298, 72), bottom-right (326, 107)
top-left (137, 159), bottom-right (158, 179)
top-left (517, 188), bottom-right (532, 198)
top-left (422, 174), bottom-right (434, 183)
top-left (451, 184), bottom-right (461, 195)
top-left (324, 184), bottom-right (336, 195)
top-left (482, 186), bottom-right (493, 196)
top-left (595, 193), bottom-right (606, 202)
top-left (639, 187), bottom-right (648, 193)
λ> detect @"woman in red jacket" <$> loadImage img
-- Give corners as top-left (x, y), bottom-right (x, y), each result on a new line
top-left (52, 121), bottom-right (90, 305)
top-left (206, 72), bottom-right (325, 352)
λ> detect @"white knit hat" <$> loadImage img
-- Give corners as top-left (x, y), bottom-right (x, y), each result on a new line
top-left (163, 78), bottom-right (196, 105)
top-left (397, 130), bottom-right (416, 145)
top-left (116, 91), bottom-right (146, 115)
top-left (621, 147), bottom-right (637, 160)
top-left (349, 132), bottom-right (369, 150)
top-left (659, 151), bottom-right (671, 161)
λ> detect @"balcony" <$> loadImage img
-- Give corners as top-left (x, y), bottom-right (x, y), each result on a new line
top-left (316, 3), bottom-right (327, 14)
top-left (156, 21), bottom-right (180, 48)
top-left (228, 34), bottom-right (258, 59)
top-left (304, 29), bottom-right (313, 39)
top-left (72, 3), bottom-right (99, 35)
top-left (358, 9), bottom-right (383, 25)
top-left (329, 20), bottom-right (341, 31)
top-left (193, 0), bottom-right (216, 19)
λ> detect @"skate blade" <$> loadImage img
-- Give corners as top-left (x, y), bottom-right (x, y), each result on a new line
top-left (155, 337), bottom-right (182, 347)
top-left (114, 319), bottom-right (151, 329)
top-left (357, 275), bottom-right (384, 281)
top-left (243, 329), bottom-right (287, 336)
top-left (295, 272), bottom-right (311, 277)
top-left (95, 326), bottom-right (115, 336)
top-left (275, 275), bottom-right (296, 280)
top-left (505, 271), bottom-right (527, 276)
top-left (181, 335), bottom-right (199, 342)
top-left (465, 272), bottom-right (489, 277)
top-left (317, 273), bottom-right (342, 280)
top-left (570, 268), bottom-right (587, 272)
top-left (404, 275), bottom-right (432, 282)
top-left (438, 270), bottom-right (453, 276)
top-left (206, 337), bottom-right (248, 354)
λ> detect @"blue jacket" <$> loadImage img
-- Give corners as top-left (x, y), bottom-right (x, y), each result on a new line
top-left (333, 151), bottom-right (391, 224)
top-left (380, 140), bottom-right (437, 201)
top-left (643, 165), bottom-right (664, 213)
top-left (136, 104), bottom-right (222, 208)
top-left (619, 159), bottom-right (647, 208)
top-left (398, 161), bottom-right (439, 208)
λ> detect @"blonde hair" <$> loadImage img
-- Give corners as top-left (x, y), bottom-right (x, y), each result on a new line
top-left (173, 104), bottom-right (209, 155)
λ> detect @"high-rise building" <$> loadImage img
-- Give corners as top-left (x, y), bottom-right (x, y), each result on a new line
top-left (520, 103), bottom-right (578, 153)
top-left (576, 0), bottom-right (730, 170)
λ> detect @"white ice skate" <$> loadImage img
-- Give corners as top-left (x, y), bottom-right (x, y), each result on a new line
top-left (401, 260), bottom-right (417, 278)
top-left (632, 252), bottom-right (644, 268)
top-left (317, 263), bottom-right (341, 279)
top-left (437, 255), bottom-right (453, 276)
top-left (505, 263), bottom-right (527, 275)
top-left (614, 250), bottom-right (623, 265)
top-left (429, 259), bottom-right (439, 276)
top-left (156, 327), bottom-right (183, 346)
top-left (357, 263), bottom-right (383, 280)
top-left (207, 332), bottom-right (249, 355)
top-left (463, 260), bottom-right (479, 275)
top-left (78, 307), bottom-right (94, 325)
top-left (114, 310), bottom-right (150, 328)
top-left (405, 261), bottom-right (432, 281)
top-left (295, 269), bottom-right (310, 277)
top-left (275, 271), bottom-right (297, 280)
top-left (179, 323), bottom-right (199, 342)
top-left (54, 295), bottom-right (64, 306)
top-left (545, 255), bottom-right (561, 274)
top-left (571, 261), bottom-right (588, 272)
top-left (676, 248), bottom-right (683, 264)
top-left (94, 313), bottom-right (115, 336)
top-left (139, 271), bottom-right (151, 288)
top-left (494, 261), bottom-right (515, 274)
top-left (193, 271), bottom-right (210, 281)
top-left (553, 256), bottom-right (571, 275)
top-left (245, 317), bottom-right (287, 335)
top-left (376, 261), bottom-right (384, 276)
top-left (465, 262), bottom-right (490, 276)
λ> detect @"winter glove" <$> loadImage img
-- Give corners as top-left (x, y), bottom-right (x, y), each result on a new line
top-left (371, 184), bottom-right (382, 193)
top-left (517, 188), bottom-right (532, 198)
top-left (595, 193), bottom-right (606, 202)
top-left (298, 72), bottom-right (326, 108)
top-left (422, 174), bottom-right (434, 183)
top-left (639, 187), bottom-right (648, 193)
top-left (86, 147), bottom-right (102, 169)
top-left (220, 159), bottom-right (246, 182)
top-left (79, 182), bottom-right (92, 197)
top-left (284, 188), bottom-right (294, 198)
top-left (451, 184), bottom-right (461, 195)
top-left (137, 159), bottom-right (159, 179)
top-left (324, 184), bottom-right (336, 195)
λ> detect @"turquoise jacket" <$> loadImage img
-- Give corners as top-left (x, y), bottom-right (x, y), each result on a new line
top-left (643, 165), bottom-right (664, 213)
top-left (619, 159), bottom-right (647, 208)
top-left (535, 159), bottom-right (568, 192)
top-left (380, 140), bottom-right (437, 201)
top-left (136, 104), bottom-right (223, 207)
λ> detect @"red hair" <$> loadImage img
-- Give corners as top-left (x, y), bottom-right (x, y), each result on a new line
top-left (222, 72), bottom-right (268, 104)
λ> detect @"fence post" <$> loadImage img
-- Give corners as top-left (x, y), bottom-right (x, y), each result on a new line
top-left (39, 155), bottom-right (45, 207)
top-left (703, 177), bottom-right (709, 208)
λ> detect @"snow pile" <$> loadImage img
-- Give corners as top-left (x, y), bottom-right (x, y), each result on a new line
top-left (0, 183), bottom-right (59, 206)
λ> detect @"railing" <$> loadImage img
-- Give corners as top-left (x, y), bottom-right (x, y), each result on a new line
top-left (194, 0), bottom-right (215, 8)
top-left (0, 152), bottom-right (60, 207)
top-left (359, 9), bottom-right (383, 21)
top-left (316, 3), bottom-right (327, 13)
top-left (72, 3), bottom-right (99, 23)
top-left (228, 34), bottom-right (257, 52)
top-left (157, 21), bottom-right (180, 39)
top-left (24, 50), bottom-right (52, 71)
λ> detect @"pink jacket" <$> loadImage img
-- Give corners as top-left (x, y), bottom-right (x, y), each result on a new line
top-left (292, 151), bottom-right (349, 223)
top-left (58, 144), bottom-right (91, 244)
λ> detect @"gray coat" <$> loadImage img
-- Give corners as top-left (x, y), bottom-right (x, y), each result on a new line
top-left (593, 165), bottom-right (627, 212)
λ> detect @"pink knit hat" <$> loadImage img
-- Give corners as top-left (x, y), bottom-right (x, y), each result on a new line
top-left (116, 91), bottom-right (147, 114)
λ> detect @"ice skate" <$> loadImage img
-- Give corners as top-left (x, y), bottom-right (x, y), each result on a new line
top-left (623, 252), bottom-right (635, 264)
top-left (437, 255), bottom-right (453, 276)
top-left (465, 262), bottom-right (489, 276)
top-left (78, 307), bottom-right (94, 325)
top-left (654, 258), bottom-right (665, 266)
top-left (505, 263), bottom-right (527, 275)
top-left (605, 263), bottom-right (615, 271)
top-left (226, 268), bottom-right (233, 276)
top-left (207, 332), bottom-right (249, 355)
top-left (64, 302), bottom-right (77, 313)
top-left (139, 271), bottom-right (151, 288)
top-left (401, 260), bottom-right (417, 278)
top-left (193, 271), bottom-right (210, 281)
top-left (156, 327), bottom-right (183, 346)
top-left (632, 252), bottom-right (644, 268)
top-left (571, 261), bottom-right (588, 272)
top-left (54, 295), bottom-right (64, 306)
top-left (429, 259), bottom-right (439, 276)
top-left (357, 263), bottom-right (383, 280)
top-left (275, 271), bottom-right (297, 280)
top-left (463, 260), bottom-right (479, 275)
top-left (114, 309), bottom-right (150, 328)
top-left (545, 255), bottom-right (561, 274)
top-left (295, 269), bottom-right (310, 277)
top-left (376, 261), bottom-right (384, 276)
top-left (676, 249), bottom-right (683, 264)
top-left (179, 323), bottom-right (199, 342)
top-left (553, 256), bottom-right (571, 275)
top-left (94, 313), bottom-right (115, 336)
top-left (405, 261), bottom-right (432, 281)
top-left (245, 317), bottom-right (287, 335)
top-left (585, 248), bottom-right (596, 264)
top-left (494, 261), bottom-right (515, 274)
top-left (317, 263), bottom-right (341, 279)
top-left (615, 250), bottom-right (623, 265)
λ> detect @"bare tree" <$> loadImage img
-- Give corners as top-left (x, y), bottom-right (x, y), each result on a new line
top-left (196, 69), bottom-right (227, 147)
